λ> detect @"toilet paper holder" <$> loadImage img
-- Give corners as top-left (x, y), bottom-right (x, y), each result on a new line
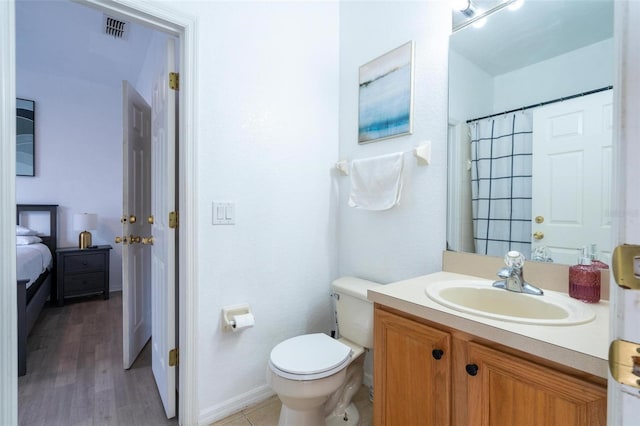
top-left (222, 304), bottom-right (254, 332)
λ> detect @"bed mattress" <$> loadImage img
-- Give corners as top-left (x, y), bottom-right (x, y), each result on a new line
top-left (16, 243), bottom-right (53, 288)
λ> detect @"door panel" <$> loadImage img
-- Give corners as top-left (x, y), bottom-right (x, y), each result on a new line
top-left (122, 81), bottom-right (152, 369)
top-left (150, 38), bottom-right (177, 419)
top-left (532, 90), bottom-right (613, 264)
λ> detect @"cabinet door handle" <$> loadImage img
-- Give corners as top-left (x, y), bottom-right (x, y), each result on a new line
top-left (432, 349), bottom-right (444, 360)
top-left (465, 363), bottom-right (479, 376)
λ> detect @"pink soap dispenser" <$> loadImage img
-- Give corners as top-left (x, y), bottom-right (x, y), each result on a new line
top-left (569, 247), bottom-right (601, 303)
top-left (589, 244), bottom-right (609, 270)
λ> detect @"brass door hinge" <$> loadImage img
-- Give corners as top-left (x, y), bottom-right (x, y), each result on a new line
top-left (169, 348), bottom-right (178, 367)
top-left (612, 244), bottom-right (640, 290)
top-left (169, 72), bottom-right (179, 90)
top-left (169, 211), bottom-right (178, 229)
top-left (609, 339), bottom-right (640, 389)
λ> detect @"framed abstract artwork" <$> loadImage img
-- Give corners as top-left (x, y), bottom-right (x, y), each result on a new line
top-left (16, 98), bottom-right (35, 176)
top-left (358, 41), bottom-right (414, 144)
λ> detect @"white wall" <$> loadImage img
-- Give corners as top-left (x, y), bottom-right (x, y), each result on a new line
top-left (184, 2), bottom-right (340, 422)
top-left (135, 31), bottom-right (171, 103)
top-left (337, 1), bottom-right (450, 284)
top-left (493, 38), bottom-right (614, 113)
top-left (450, 38), bottom-right (613, 123)
top-left (15, 70), bottom-right (124, 291)
top-left (448, 49), bottom-right (494, 123)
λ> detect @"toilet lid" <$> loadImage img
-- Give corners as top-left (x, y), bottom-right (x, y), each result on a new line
top-left (270, 333), bottom-right (352, 376)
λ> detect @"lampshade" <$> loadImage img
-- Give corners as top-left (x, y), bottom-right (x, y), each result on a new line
top-left (73, 213), bottom-right (98, 231)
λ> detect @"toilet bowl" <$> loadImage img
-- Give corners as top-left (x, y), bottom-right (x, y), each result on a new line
top-left (266, 277), bottom-right (381, 426)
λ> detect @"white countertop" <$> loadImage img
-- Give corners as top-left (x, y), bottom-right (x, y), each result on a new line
top-left (367, 271), bottom-right (610, 378)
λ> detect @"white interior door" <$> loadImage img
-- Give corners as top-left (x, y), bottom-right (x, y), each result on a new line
top-left (150, 38), bottom-right (177, 419)
top-left (531, 90), bottom-right (613, 264)
top-left (122, 81), bottom-right (152, 369)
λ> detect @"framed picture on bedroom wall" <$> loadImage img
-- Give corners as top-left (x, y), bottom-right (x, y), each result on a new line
top-left (358, 41), bottom-right (414, 144)
top-left (17, 98), bottom-right (35, 177)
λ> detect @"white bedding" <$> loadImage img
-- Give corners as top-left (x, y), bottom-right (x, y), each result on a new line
top-left (16, 243), bottom-right (53, 288)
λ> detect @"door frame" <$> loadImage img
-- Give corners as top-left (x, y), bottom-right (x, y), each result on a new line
top-left (0, 1), bottom-right (18, 422)
top-left (609, 1), bottom-right (640, 422)
top-left (0, 1), bottom-right (200, 425)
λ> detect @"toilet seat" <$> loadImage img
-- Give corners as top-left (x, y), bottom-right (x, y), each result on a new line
top-left (269, 333), bottom-right (352, 381)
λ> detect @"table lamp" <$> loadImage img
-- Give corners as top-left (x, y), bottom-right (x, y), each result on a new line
top-left (73, 213), bottom-right (98, 249)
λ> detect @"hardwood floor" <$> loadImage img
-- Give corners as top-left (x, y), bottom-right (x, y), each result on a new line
top-left (18, 292), bottom-right (177, 426)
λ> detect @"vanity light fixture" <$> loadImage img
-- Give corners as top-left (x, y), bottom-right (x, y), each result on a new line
top-left (453, 0), bottom-right (524, 32)
top-left (452, 0), bottom-right (475, 17)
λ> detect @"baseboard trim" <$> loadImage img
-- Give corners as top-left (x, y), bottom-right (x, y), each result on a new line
top-left (198, 384), bottom-right (276, 425)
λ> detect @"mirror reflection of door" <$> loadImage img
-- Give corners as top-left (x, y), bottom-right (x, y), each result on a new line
top-left (531, 90), bottom-right (613, 265)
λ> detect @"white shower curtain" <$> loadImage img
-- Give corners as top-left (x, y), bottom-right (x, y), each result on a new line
top-left (469, 112), bottom-right (533, 259)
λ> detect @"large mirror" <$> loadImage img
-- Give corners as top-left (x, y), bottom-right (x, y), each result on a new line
top-left (447, 0), bottom-right (614, 265)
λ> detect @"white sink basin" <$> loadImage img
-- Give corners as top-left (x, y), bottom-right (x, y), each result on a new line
top-left (425, 280), bottom-right (596, 326)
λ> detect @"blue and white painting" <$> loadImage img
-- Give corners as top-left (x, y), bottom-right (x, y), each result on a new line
top-left (358, 42), bottom-right (413, 144)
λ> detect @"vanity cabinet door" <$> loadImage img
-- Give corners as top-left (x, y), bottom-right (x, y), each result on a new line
top-left (374, 307), bottom-right (451, 426)
top-left (466, 342), bottom-right (606, 426)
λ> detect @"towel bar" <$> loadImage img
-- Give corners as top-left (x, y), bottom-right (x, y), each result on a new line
top-left (335, 141), bottom-right (431, 175)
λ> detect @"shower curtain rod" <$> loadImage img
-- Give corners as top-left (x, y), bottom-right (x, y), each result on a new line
top-left (466, 85), bottom-right (613, 124)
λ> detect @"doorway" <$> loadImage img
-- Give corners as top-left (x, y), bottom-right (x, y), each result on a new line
top-left (0, 1), bottom-right (199, 425)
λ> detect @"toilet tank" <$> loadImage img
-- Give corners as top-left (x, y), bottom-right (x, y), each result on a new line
top-left (331, 277), bottom-right (382, 349)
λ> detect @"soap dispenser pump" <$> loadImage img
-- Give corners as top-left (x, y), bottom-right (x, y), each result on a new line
top-left (569, 247), bottom-right (601, 303)
top-left (589, 243), bottom-right (609, 270)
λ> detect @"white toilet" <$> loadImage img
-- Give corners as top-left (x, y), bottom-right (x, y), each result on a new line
top-left (266, 277), bottom-right (381, 426)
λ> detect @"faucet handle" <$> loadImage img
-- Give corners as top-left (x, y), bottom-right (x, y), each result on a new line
top-left (504, 251), bottom-right (525, 268)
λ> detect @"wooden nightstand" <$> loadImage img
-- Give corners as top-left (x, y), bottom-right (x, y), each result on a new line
top-left (56, 245), bottom-right (112, 306)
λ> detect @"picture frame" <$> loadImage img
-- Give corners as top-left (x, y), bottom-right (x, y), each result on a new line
top-left (16, 98), bottom-right (35, 177)
top-left (358, 41), bottom-right (414, 144)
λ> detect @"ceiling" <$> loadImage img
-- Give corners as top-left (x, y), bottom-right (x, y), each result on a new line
top-left (16, 0), bottom-right (613, 87)
top-left (450, 0), bottom-right (614, 76)
top-left (15, 0), bottom-right (155, 88)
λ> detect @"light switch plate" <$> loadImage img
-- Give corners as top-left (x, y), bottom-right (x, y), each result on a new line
top-left (212, 202), bottom-right (235, 225)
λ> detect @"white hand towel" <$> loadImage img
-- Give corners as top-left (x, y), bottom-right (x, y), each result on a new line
top-left (348, 152), bottom-right (404, 211)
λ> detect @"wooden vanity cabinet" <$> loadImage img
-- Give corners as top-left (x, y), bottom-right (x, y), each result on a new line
top-left (467, 342), bottom-right (606, 426)
top-left (373, 304), bottom-right (607, 426)
top-left (374, 307), bottom-right (451, 425)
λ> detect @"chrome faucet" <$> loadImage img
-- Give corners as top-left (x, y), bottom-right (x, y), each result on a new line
top-left (492, 251), bottom-right (544, 296)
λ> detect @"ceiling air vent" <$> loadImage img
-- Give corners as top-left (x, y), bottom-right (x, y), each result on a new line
top-left (103, 15), bottom-right (128, 39)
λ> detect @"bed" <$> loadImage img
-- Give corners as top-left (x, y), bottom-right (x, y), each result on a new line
top-left (16, 204), bottom-right (58, 376)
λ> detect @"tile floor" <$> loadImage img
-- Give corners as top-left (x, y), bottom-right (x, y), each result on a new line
top-left (210, 384), bottom-right (373, 426)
